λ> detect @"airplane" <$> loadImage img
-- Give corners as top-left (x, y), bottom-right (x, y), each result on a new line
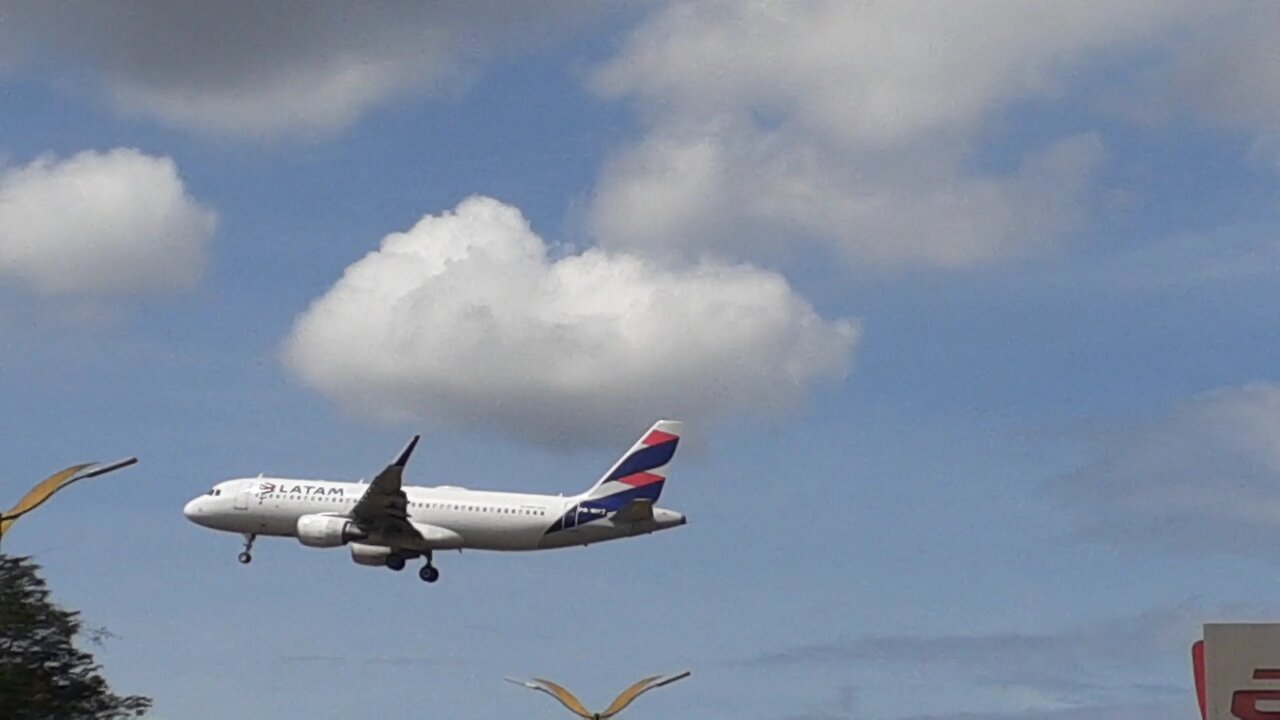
top-left (183, 420), bottom-right (687, 584)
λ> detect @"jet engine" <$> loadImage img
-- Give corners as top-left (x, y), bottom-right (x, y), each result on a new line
top-left (296, 514), bottom-right (367, 548)
top-left (349, 543), bottom-right (393, 567)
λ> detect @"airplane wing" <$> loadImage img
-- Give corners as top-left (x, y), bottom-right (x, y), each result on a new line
top-left (349, 436), bottom-right (420, 538)
top-left (612, 498), bottom-right (654, 522)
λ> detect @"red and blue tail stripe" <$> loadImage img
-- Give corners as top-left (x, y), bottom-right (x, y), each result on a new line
top-left (600, 428), bottom-right (677, 490)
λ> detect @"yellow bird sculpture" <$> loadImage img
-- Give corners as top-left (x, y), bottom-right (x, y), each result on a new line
top-left (505, 671), bottom-right (690, 719)
top-left (0, 458), bottom-right (137, 542)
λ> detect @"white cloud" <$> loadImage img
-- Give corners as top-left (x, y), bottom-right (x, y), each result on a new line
top-left (283, 195), bottom-right (856, 446)
top-left (1058, 382), bottom-right (1280, 554)
top-left (1137, 6), bottom-right (1280, 135)
top-left (586, 1), bottom-right (1280, 269)
top-left (0, 148), bottom-right (215, 294)
top-left (0, 2), bottom-right (595, 136)
top-left (591, 1), bottom-right (1187, 151)
top-left (592, 121), bottom-right (1105, 268)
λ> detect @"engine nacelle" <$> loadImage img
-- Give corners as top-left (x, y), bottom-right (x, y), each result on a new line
top-left (296, 514), bottom-right (367, 548)
top-left (349, 543), bottom-right (393, 567)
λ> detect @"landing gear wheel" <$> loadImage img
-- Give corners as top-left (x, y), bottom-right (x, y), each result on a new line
top-left (386, 555), bottom-right (406, 572)
top-left (418, 565), bottom-right (440, 583)
top-left (238, 534), bottom-right (256, 565)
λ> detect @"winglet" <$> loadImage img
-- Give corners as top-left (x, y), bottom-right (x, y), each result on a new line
top-left (394, 435), bottom-right (420, 468)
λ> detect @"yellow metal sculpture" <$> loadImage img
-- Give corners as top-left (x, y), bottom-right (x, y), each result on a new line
top-left (505, 671), bottom-right (690, 719)
top-left (0, 458), bottom-right (137, 543)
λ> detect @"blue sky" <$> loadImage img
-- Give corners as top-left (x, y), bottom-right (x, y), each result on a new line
top-left (2, 3), bottom-right (1279, 719)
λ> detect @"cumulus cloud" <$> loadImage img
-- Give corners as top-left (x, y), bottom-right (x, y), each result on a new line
top-left (0, 2), bottom-right (595, 136)
top-left (283, 195), bottom-right (856, 446)
top-left (586, 1), bottom-right (1188, 268)
top-left (1057, 382), bottom-right (1280, 554)
top-left (587, 1), bottom-right (1280, 269)
top-left (0, 148), bottom-right (215, 294)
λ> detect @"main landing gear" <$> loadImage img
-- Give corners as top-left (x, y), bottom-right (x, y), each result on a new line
top-left (238, 533), bottom-right (256, 564)
top-left (418, 551), bottom-right (440, 584)
top-left (385, 550), bottom-right (439, 583)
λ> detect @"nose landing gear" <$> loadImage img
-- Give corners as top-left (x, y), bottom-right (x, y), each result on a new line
top-left (238, 533), bottom-right (256, 564)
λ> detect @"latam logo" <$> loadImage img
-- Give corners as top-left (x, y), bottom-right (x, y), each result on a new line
top-left (259, 482), bottom-right (344, 497)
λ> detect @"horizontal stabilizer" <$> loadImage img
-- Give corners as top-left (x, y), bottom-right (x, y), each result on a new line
top-left (613, 498), bottom-right (654, 522)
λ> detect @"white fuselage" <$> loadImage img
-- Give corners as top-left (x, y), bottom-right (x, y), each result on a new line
top-left (183, 477), bottom-right (686, 552)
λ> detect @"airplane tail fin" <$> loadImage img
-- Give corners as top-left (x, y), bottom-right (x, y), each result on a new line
top-left (580, 420), bottom-right (682, 507)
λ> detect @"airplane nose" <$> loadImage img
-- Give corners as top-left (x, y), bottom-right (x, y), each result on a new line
top-left (182, 498), bottom-right (202, 522)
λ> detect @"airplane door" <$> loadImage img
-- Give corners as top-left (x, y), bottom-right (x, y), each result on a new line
top-left (234, 482), bottom-right (252, 511)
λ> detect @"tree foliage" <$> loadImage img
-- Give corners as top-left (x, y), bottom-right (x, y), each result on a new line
top-left (0, 554), bottom-right (150, 719)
